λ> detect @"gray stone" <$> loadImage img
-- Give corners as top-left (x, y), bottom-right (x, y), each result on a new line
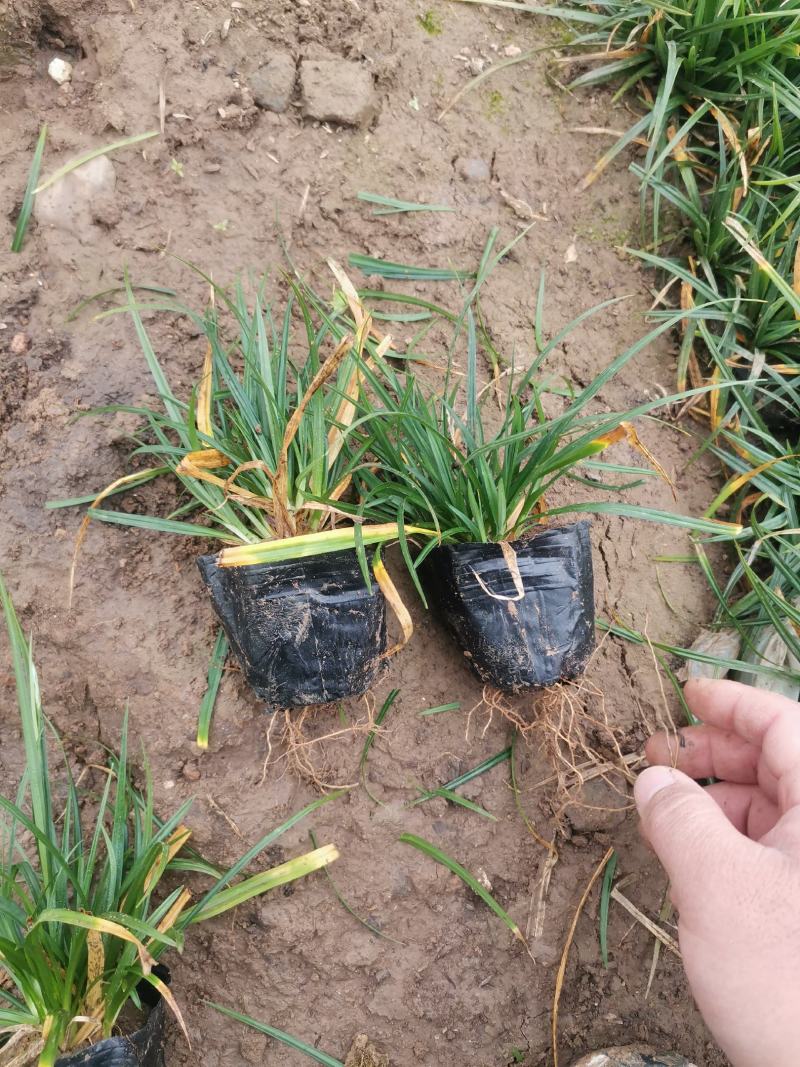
top-left (455, 156), bottom-right (491, 182)
top-left (570, 1048), bottom-right (694, 1067)
top-left (250, 53), bottom-right (296, 113)
top-left (300, 58), bottom-right (377, 126)
top-left (34, 155), bottom-right (116, 240)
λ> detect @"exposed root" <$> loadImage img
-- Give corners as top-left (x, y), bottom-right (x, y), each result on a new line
top-left (495, 678), bottom-right (639, 830)
top-left (275, 694), bottom-right (379, 792)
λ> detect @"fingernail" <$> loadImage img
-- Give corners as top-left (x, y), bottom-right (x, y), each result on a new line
top-left (634, 766), bottom-right (676, 812)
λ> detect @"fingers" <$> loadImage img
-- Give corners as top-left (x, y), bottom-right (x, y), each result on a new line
top-left (646, 725), bottom-right (761, 784)
top-left (634, 765), bottom-right (762, 909)
top-left (684, 677), bottom-right (799, 745)
top-left (705, 782), bottom-right (780, 840)
top-left (684, 679), bottom-right (800, 810)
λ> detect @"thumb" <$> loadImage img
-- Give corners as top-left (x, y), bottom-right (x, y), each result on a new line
top-left (634, 765), bottom-right (757, 907)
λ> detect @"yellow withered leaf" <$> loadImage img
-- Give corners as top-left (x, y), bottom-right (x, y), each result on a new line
top-left (85, 929), bottom-right (105, 1017)
top-left (217, 523), bottom-right (434, 569)
top-left (274, 332), bottom-right (354, 535)
top-left (327, 259), bottom-right (366, 330)
top-left (709, 366), bottom-right (722, 433)
top-left (148, 973), bottom-right (192, 1049)
top-left (594, 422), bottom-right (677, 499)
top-left (178, 459), bottom-right (276, 517)
top-left (712, 106), bottom-right (749, 196)
top-left (197, 340), bottom-right (214, 440)
top-left (144, 825), bottom-right (191, 894)
top-left (154, 887), bottom-right (192, 939)
top-left (177, 448), bottom-right (228, 471)
top-left (374, 558), bottom-right (414, 658)
top-left (707, 453), bottom-right (799, 517)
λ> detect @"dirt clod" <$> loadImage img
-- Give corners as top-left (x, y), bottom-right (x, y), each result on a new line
top-left (10, 332), bottom-right (29, 354)
top-left (455, 156), bottom-right (491, 182)
top-left (345, 1034), bottom-right (390, 1067)
top-left (300, 58), bottom-right (377, 126)
top-left (250, 52), bottom-right (296, 112)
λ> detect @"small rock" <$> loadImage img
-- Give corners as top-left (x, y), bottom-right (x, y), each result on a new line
top-left (564, 776), bottom-right (629, 833)
top-left (48, 57), bottom-right (72, 84)
top-left (10, 333), bottom-right (30, 355)
top-left (455, 156), bottom-right (491, 182)
top-left (570, 1047), bottom-right (695, 1067)
top-left (300, 59), bottom-right (377, 126)
top-left (345, 1033), bottom-right (389, 1067)
top-left (34, 155), bottom-right (116, 239)
top-left (251, 53), bottom-right (296, 112)
top-left (182, 761), bottom-right (201, 782)
top-left (503, 44), bottom-right (522, 57)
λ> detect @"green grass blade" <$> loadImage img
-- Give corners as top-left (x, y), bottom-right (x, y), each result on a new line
top-left (196, 629), bottom-right (229, 750)
top-left (11, 125), bottom-right (47, 252)
top-left (599, 850), bottom-right (617, 968)
top-left (207, 1003), bottom-right (345, 1067)
top-left (413, 786), bottom-right (497, 821)
top-left (309, 830), bottom-right (404, 944)
top-left (359, 689), bottom-right (400, 806)
top-left (418, 702), bottom-right (461, 717)
top-left (87, 508), bottom-right (232, 539)
top-left (34, 131), bottom-right (158, 194)
top-left (399, 833), bottom-right (525, 943)
top-left (357, 191), bottom-right (454, 214)
top-left (426, 747), bottom-right (511, 796)
top-left (348, 253), bottom-right (476, 282)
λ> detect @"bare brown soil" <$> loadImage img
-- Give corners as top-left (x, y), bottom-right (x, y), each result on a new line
top-left (1, 1), bottom-right (731, 1064)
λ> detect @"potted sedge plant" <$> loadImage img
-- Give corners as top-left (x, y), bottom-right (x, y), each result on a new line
top-left (51, 269), bottom-right (426, 709)
top-left (350, 277), bottom-right (721, 692)
top-left (0, 572), bottom-right (339, 1067)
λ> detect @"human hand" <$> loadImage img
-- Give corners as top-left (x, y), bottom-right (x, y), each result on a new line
top-left (635, 677), bottom-right (800, 1067)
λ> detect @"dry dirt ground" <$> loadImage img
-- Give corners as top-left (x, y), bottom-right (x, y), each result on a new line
top-left (1, 1), bottom-right (731, 1065)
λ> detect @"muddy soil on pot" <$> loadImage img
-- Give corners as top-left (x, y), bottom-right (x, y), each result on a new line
top-left (1, 2), bottom-right (730, 1065)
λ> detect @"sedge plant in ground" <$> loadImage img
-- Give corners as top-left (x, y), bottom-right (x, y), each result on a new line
top-left (50, 268), bottom-right (428, 710)
top-left (0, 573), bottom-right (339, 1066)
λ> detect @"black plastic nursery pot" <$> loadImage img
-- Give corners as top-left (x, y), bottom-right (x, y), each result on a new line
top-left (419, 521), bottom-right (595, 691)
top-left (198, 547), bottom-right (388, 708)
top-left (54, 969), bottom-right (169, 1067)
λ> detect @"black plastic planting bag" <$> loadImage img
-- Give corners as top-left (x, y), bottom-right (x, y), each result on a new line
top-left (198, 548), bottom-right (387, 707)
top-left (54, 970), bottom-right (169, 1067)
top-left (419, 521), bottom-right (595, 691)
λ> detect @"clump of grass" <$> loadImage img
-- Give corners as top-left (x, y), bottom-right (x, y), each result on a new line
top-left (49, 268), bottom-right (430, 587)
top-left (0, 573), bottom-right (339, 1065)
top-left (351, 275), bottom-right (738, 557)
top-left (417, 8), bottom-right (443, 34)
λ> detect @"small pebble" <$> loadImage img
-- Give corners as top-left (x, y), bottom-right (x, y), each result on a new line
top-left (163, 779), bottom-right (175, 790)
top-left (182, 761), bottom-right (201, 782)
top-left (48, 57), bottom-right (73, 85)
top-left (10, 333), bottom-right (30, 355)
top-left (503, 44), bottom-right (522, 57)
